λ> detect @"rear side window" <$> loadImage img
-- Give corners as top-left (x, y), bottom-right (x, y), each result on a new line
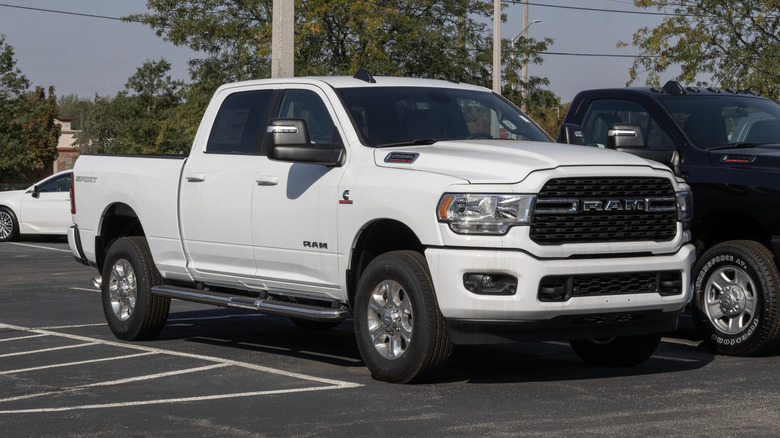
top-left (207, 90), bottom-right (274, 154)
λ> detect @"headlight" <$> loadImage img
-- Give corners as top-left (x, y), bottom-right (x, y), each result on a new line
top-left (437, 194), bottom-right (535, 235)
top-left (677, 189), bottom-right (694, 225)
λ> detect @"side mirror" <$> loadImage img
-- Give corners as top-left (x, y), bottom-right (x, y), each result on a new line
top-left (266, 118), bottom-right (344, 167)
top-left (606, 124), bottom-right (647, 149)
top-left (558, 123), bottom-right (585, 145)
top-left (31, 185), bottom-right (40, 199)
top-left (607, 123), bottom-right (678, 169)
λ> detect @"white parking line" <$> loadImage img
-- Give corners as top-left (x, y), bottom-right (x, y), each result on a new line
top-left (0, 341), bottom-right (99, 358)
top-left (0, 363), bottom-right (231, 404)
top-left (7, 242), bottom-right (71, 253)
top-left (0, 322), bottom-right (362, 414)
top-left (0, 334), bottom-right (47, 343)
top-left (0, 352), bottom-right (156, 375)
top-left (1, 385), bottom-right (359, 414)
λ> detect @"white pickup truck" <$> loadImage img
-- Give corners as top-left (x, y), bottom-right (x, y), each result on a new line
top-left (68, 71), bottom-right (696, 383)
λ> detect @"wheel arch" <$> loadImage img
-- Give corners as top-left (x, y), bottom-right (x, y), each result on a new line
top-left (347, 219), bottom-right (425, 308)
top-left (95, 202), bottom-right (146, 270)
top-left (694, 211), bottom-right (777, 267)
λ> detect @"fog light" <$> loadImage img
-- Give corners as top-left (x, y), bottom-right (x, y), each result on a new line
top-left (464, 273), bottom-right (517, 295)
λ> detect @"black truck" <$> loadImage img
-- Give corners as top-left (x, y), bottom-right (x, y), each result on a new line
top-left (558, 80), bottom-right (780, 356)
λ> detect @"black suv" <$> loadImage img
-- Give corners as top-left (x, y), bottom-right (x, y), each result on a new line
top-left (559, 81), bottom-right (780, 356)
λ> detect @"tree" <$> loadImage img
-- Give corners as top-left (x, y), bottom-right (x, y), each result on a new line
top-left (0, 35), bottom-right (59, 182)
top-left (621, 0), bottom-right (780, 99)
top-left (131, 1), bottom-right (494, 86)
top-left (76, 59), bottom-right (186, 155)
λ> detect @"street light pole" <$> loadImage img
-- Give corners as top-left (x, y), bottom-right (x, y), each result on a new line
top-left (521, 16), bottom-right (541, 103)
top-left (511, 19), bottom-right (541, 96)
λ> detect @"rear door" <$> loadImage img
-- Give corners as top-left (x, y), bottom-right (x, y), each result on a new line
top-left (179, 86), bottom-right (276, 286)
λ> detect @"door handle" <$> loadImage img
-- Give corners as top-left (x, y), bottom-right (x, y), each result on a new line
top-left (185, 172), bottom-right (206, 182)
top-left (256, 176), bottom-right (279, 186)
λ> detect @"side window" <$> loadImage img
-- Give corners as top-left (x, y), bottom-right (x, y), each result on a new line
top-left (207, 90), bottom-right (273, 154)
top-left (581, 99), bottom-right (673, 150)
top-left (36, 173), bottom-right (71, 193)
top-left (277, 90), bottom-right (337, 144)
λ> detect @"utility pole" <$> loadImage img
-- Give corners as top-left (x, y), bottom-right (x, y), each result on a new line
top-left (271, 0), bottom-right (294, 78)
top-left (492, 0), bottom-right (501, 94)
top-left (521, 0), bottom-right (529, 101)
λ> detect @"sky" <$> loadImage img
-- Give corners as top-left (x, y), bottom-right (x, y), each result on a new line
top-left (0, 0), bottom-right (672, 104)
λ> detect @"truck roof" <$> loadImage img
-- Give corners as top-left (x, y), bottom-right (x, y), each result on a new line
top-left (577, 80), bottom-right (766, 100)
top-left (216, 70), bottom-right (492, 93)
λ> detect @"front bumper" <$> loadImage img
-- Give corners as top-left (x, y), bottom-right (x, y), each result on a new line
top-left (425, 244), bottom-right (696, 343)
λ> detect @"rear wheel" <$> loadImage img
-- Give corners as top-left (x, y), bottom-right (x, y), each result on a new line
top-left (0, 207), bottom-right (19, 242)
top-left (354, 251), bottom-right (452, 383)
top-left (570, 334), bottom-right (661, 367)
top-left (101, 236), bottom-right (170, 341)
top-left (691, 240), bottom-right (780, 355)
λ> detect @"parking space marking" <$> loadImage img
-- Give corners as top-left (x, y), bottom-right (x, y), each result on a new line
top-left (0, 341), bottom-right (99, 358)
top-left (0, 322), bottom-right (363, 414)
top-left (1, 385), bottom-right (361, 414)
top-left (0, 333), bottom-right (47, 342)
top-left (0, 352), bottom-right (156, 375)
top-left (0, 363), bottom-right (231, 404)
top-left (7, 242), bottom-right (71, 253)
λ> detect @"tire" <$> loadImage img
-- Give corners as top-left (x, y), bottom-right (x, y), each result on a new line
top-left (0, 207), bottom-right (19, 242)
top-left (101, 236), bottom-right (170, 341)
top-left (691, 240), bottom-right (780, 356)
top-left (354, 251), bottom-right (452, 383)
top-left (570, 334), bottom-right (661, 367)
top-left (290, 317), bottom-right (342, 331)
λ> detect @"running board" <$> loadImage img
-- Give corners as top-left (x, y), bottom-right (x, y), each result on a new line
top-left (152, 285), bottom-right (349, 322)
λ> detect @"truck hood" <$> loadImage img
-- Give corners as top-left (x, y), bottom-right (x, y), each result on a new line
top-left (374, 140), bottom-right (659, 184)
top-left (708, 144), bottom-right (780, 172)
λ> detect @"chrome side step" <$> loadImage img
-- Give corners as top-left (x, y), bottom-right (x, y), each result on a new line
top-left (152, 285), bottom-right (349, 322)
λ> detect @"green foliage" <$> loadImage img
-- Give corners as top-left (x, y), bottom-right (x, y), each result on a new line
top-left (0, 35), bottom-right (59, 182)
top-left (74, 59), bottom-right (186, 154)
top-left (622, 0), bottom-right (780, 99)
top-left (131, 0), bottom-right (494, 86)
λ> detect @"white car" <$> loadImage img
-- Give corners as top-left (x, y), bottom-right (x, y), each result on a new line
top-left (0, 170), bottom-right (72, 242)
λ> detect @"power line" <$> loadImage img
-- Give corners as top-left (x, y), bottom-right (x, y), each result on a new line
top-left (541, 51), bottom-right (657, 59)
top-left (502, 1), bottom-right (704, 17)
top-left (0, 3), bottom-right (142, 23)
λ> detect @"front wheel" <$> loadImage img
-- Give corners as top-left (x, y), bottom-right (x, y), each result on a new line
top-left (354, 251), bottom-right (452, 383)
top-left (570, 334), bottom-right (661, 367)
top-left (101, 236), bottom-right (170, 341)
top-left (691, 240), bottom-right (780, 356)
top-left (0, 207), bottom-right (19, 242)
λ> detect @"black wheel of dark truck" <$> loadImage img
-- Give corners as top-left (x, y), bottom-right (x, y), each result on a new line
top-left (101, 236), bottom-right (170, 341)
top-left (570, 334), bottom-right (661, 366)
top-left (354, 251), bottom-right (452, 383)
top-left (691, 240), bottom-right (780, 356)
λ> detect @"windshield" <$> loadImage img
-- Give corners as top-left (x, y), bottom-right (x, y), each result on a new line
top-left (336, 86), bottom-right (552, 147)
top-left (657, 95), bottom-right (780, 149)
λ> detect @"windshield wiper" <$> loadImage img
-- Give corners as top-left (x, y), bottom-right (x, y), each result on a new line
top-left (376, 139), bottom-right (439, 148)
top-left (709, 142), bottom-right (761, 151)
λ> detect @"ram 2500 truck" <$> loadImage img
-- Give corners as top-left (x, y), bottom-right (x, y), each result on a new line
top-left (69, 71), bottom-right (695, 383)
top-left (559, 80), bottom-right (780, 356)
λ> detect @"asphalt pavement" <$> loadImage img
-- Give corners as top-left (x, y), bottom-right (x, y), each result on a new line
top-left (2, 238), bottom-right (780, 437)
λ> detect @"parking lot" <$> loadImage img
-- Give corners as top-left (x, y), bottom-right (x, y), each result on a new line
top-left (3, 239), bottom-right (780, 436)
